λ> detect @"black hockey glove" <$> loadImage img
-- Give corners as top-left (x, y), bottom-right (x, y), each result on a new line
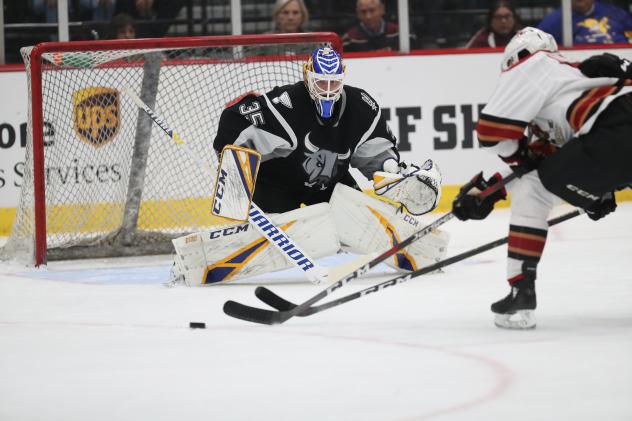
top-left (499, 136), bottom-right (554, 177)
top-left (585, 192), bottom-right (617, 221)
top-left (452, 172), bottom-right (507, 221)
top-left (578, 53), bottom-right (632, 79)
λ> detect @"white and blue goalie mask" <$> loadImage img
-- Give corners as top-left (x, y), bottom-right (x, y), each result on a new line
top-left (303, 47), bottom-right (346, 119)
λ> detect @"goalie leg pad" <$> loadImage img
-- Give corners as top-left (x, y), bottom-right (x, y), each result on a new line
top-left (330, 183), bottom-right (449, 272)
top-left (172, 203), bottom-right (340, 286)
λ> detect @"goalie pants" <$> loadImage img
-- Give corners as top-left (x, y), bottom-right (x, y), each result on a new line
top-left (538, 93), bottom-right (632, 209)
top-left (253, 172), bottom-right (358, 213)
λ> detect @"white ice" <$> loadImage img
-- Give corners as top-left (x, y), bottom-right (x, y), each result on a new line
top-left (1, 204), bottom-right (631, 421)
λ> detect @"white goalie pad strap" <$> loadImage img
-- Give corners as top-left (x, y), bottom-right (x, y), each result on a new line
top-left (330, 183), bottom-right (449, 272)
top-left (212, 144), bottom-right (261, 222)
top-left (172, 202), bottom-right (340, 286)
top-left (373, 159), bottom-right (442, 216)
top-left (169, 235), bottom-right (206, 287)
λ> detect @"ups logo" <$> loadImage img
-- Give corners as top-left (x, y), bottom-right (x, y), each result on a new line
top-left (73, 87), bottom-right (120, 147)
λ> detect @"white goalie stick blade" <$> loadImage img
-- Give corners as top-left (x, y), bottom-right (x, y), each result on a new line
top-left (494, 311), bottom-right (536, 329)
top-left (212, 145), bottom-right (261, 222)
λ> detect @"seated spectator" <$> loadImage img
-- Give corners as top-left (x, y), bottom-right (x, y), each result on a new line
top-left (78, 0), bottom-right (117, 22)
top-left (258, 0), bottom-right (311, 56)
top-left (31, 0), bottom-right (81, 40)
top-left (466, 0), bottom-right (522, 48)
top-left (114, 0), bottom-right (184, 38)
top-left (538, 0), bottom-right (632, 44)
top-left (115, 0), bottom-right (154, 20)
top-left (269, 0), bottom-right (309, 33)
top-left (342, 0), bottom-right (410, 52)
top-left (31, 0), bottom-right (74, 23)
top-left (109, 13), bottom-right (136, 39)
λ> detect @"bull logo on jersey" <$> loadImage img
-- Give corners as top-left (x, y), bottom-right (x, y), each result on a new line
top-left (73, 87), bottom-right (120, 147)
top-left (302, 132), bottom-right (350, 190)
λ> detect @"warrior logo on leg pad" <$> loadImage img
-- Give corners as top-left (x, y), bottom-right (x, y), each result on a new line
top-left (204, 221), bottom-right (297, 284)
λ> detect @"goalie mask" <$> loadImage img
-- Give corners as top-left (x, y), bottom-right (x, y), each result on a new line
top-left (304, 47), bottom-right (345, 119)
top-left (502, 27), bottom-right (558, 70)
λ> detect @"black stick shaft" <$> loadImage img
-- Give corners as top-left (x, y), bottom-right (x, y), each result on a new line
top-left (259, 209), bottom-right (583, 316)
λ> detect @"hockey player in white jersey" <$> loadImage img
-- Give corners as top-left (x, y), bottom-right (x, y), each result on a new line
top-left (170, 46), bottom-right (448, 286)
top-left (452, 27), bottom-right (632, 329)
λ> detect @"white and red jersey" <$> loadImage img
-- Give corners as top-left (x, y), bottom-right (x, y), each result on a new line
top-left (477, 51), bottom-right (632, 157)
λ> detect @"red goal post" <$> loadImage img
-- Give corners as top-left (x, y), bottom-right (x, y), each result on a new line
top-left (4, 33), bottom-right (342, 266)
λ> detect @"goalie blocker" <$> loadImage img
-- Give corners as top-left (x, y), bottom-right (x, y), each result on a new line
top-left (212, 145), bottom-right (261, 222)
top-left (170, 183), bottom-right (449, 286)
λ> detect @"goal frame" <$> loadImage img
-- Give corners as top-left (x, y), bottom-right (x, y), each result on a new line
top-left (26, 32), bottom-right (342, 266)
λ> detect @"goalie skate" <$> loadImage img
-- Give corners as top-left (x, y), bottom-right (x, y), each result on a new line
top-left (165, 255), bottom-right (187, 288)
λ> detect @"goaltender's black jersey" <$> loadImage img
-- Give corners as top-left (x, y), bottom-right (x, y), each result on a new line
top-left (213, 82), bottom-right (398, 212)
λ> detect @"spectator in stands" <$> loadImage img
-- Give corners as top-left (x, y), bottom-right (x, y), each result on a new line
top-left (31, 0), bottom-right (76, 23)
top-left (109, 13), bottom-right (136, 39)
top-left (342, 0), bottom-right (410, 52)
top-left (538, 0), bottom-right (632, 44)
top-left (259, 0), bottom-right (310, 56)
top-left (113, 0), bottom-right (184, 38)
top-left (31, 0), bottom-right (83, 41)
top-left (466, 1), bottom-right (522, 48)
top-left (78, 0), bottom-right (117, 22)
top-left (270, 0), bottom-right (310, 33)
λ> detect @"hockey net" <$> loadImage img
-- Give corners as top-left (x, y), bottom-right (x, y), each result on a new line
top-left (2, 33), bottom-right (342, 265)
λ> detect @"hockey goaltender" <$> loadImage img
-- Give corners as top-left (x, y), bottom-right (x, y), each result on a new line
top-left (168, 46), bottom-right (448, 287)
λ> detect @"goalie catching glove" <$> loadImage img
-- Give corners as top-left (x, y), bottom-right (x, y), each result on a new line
top-left (452, 172), bottom-right (507, 221)
top-left (373, 158), bottom-right (442, 216)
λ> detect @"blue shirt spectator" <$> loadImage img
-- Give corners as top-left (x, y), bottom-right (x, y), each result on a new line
top-left (79, 0), bottom-right (117, 22)
top-left (32, 0), bottom-right (75, 23)
top-left (538, 0), bottom-right (632, 44)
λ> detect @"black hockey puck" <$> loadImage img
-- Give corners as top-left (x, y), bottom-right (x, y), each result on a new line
top-left (189, 322), bottom-right (206, 329)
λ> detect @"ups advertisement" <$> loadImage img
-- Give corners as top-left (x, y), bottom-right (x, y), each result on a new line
top-left (0, 82), bottom-right (127, 209)
top-left (73, 86), bottom-right (120, 147)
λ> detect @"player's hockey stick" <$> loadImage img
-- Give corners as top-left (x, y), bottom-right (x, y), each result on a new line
top-left (256, 209), bottom-right (584, 316)
top-left (121, 86), bottom-right (328, 284)
top-left (223, 171), bottom-right (519, 324)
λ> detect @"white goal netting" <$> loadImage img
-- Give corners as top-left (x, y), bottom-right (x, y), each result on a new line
top-left (2, 34), bottom-right (340, 264)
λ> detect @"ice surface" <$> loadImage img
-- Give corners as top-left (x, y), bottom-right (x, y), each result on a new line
top-left (1, 204), bottom-right (631, 421)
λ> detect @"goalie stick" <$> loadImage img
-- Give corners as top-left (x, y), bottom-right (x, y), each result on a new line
top-left (255, 209), bottom-right (583, 316)
top-left (223, 171), bottom-right (519, 324)
top-left (121, 86), bottom-right (328, 284)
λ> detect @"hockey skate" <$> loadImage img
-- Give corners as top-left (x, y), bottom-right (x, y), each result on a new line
top-left (491, 262), bottom-right (537, 329)
top-left (164, 256), bottom-right (186, 288)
